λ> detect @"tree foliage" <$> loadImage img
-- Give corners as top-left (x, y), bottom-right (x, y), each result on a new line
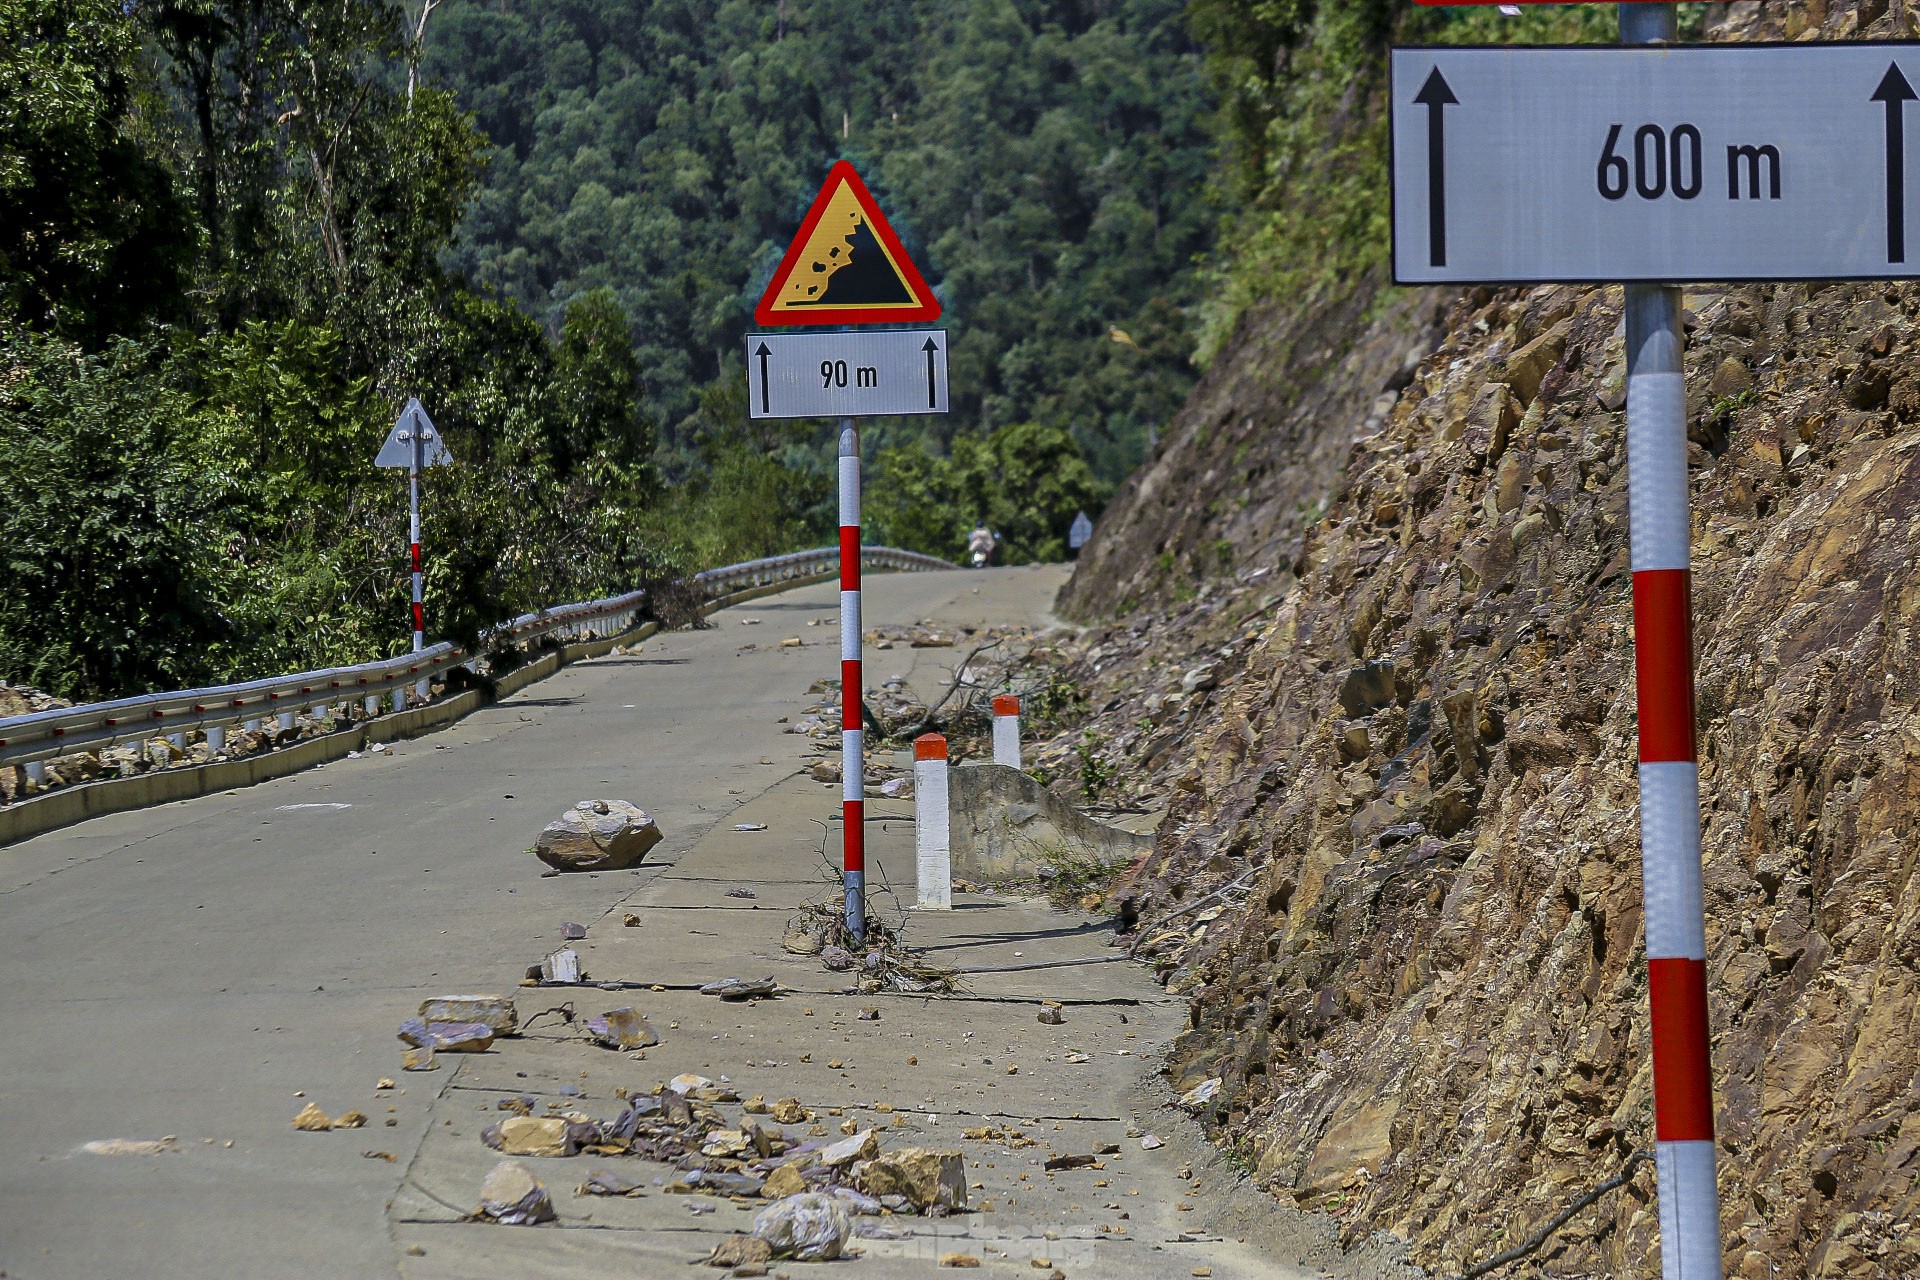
top-left (423, 0), bottom-right (1215, 482)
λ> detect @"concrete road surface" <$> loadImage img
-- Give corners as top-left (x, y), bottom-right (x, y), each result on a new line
top-left (0, 564), bottom-right (1351, 1280)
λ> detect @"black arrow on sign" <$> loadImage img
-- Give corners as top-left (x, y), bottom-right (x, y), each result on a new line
top-left (1414, 67), bottom-right (1458, 269)
top-left (755, 342), bottom-right (772, 414)
top-left (922, 337), bottom-right (939, 409)
top-left (1874, 63), bottom-right (1916, 264)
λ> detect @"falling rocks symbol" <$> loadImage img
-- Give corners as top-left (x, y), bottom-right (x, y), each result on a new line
top-left (806, 215), bottom-right (913, 307)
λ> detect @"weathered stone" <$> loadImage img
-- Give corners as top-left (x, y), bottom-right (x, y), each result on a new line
top-left (418, 995), bottom-right (518, 1036)
top-left (534, 799), bottom-right (662, 872)
top-left (292, 1103), bottom-right (331, 1131)
top-left (401, 1046), bottom-right (437, 1072)
top-left (489, 1116), bottom-right (573, 1158)
top-left (855, 1148), bottom-right (968, 1212)
top-left (761, 1162), bottom-right (809, 1199)
top-left (769, 1098), bottom-right (809, 1125)
top-left (396, 1018), bottom-right (494, 1053)
top-left (818, 1128), bottom-right (879, 1168)
top-left (752, 1193), bottom-right (851, 1262)
top-left (704, 1236), bottom-right (774, 1268)
top-left (477, 1160), bottom-right (556, 1225)
top-left (585, 1007), bottom-right (658, 1050)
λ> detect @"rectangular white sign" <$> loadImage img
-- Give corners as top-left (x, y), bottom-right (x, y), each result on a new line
top-left (746, 328), bottom-right (949, 420)
top-left (1391, 44), bottom-right (1920, 283)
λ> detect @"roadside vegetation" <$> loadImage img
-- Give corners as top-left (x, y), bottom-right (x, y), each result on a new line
top-left (0, 0), bottom-right (1214, 701)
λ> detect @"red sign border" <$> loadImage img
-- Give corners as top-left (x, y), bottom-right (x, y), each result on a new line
top-left (754, 160), bottom-right (942, 327)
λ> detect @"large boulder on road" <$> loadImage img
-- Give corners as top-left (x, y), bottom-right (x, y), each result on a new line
top-left (535, 799), bottom-right (662, 872)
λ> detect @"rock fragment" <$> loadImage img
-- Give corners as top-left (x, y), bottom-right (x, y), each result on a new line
top-left (752, 1193), bottom-right (852, 1262)
top-left (477, 1160), bottom-right (556, 1225)
top-left (585, 1007), bottom-right (659, 1050)
top-left (292, 1103), bottom-right (333, 1131)
top-left (418, 995), bottom-right (518, 1036)
top-left (397, 1018), bottom-right (495, 1053)
top-left (856, 1148), bottom-right (968, 1211)
top-left (534, 799), bottom-right (662, 872)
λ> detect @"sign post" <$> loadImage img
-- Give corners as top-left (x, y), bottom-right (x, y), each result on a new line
top-left (1382, 5), bottom-right (1920, 1275)
top-left (751, 161), bottom-right (945, 944)
top-left (1612, 13), bottom-right (1722, 1280)
top-left (375, 398), bottom-right (452, 702)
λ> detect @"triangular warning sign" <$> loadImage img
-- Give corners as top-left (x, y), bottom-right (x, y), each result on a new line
top-left (755, 161), bottom-right (941, 327)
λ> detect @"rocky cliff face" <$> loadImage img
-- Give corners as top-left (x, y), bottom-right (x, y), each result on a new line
top-left (1056, 6), bottom-right (1920, 1277)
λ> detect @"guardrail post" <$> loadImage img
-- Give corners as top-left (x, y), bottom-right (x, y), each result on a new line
top-left (276, 711), bottom-right (296, 733)
top-left (392, 688), bottom-right (406, 715)
top-left (167, 732), bottom-right (186, 752)
top-left (207, 726), bottom-right (226, 755)
top-left (25, 760), bottom-right (45, 788)
top-left (245, 718), bottom-right (262, 733)
top-left (364, 694), bottom-right (381, 717)
top-left (913, 734), bottom-right (951, 911)
top-left (991, 695), bottom-right (1023, 769)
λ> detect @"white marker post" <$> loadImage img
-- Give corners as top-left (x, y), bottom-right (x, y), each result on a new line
top-left (913, 733), bottom-right (951, 911)
top-left (991, 695), bottom-right (1022, 770)
top-left (838, 423), bottom-right (866, 943)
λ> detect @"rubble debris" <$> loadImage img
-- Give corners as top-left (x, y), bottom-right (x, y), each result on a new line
top-left (855, 1148), bottom-right (968, 1212)
top-left (734, 822), bottom-right (768, 832)
top-left (819, 1129), bottom-right (879, 1168)
top-left (578, 1168), bottom-right (649, 1197)
top-left (293, 1103), bottom-right (333, 1131)
top-left (699, 976), bottom-right (779, 1001)
top-left (79, 1137), bottom-right (179, 1156)
top-left (1177, 1077), bottom-right (1221, 1110)
top-left (702, 1236), bottom-right (775, 1269)
top-left (477, 1160), bottom-right (557, 1225)
top-left (820, 945), bottom-right (855, 971)
top-left (1036, 1002), bottom-right (1065, 1025)
top-left (1139, 1135), bottom-right (1164, 1150)
top-left (540, 949), bottom-right (581, 984)
top-left (762, 1163), bottom-right (809, 1199)
top-left (534, 799), bottom-right (662, 872)
top-left (481, 1115), bottom-right (602, 1158)
top-left (770, 1099), bottom-right (809, 1125)
top-left (402, 1047), bottom-right (438, 1072)
top-left (1043, 1154), bottom-right (1097, 1172)
top-left (940, 1254), bottom-right (982, 1268)
top-left (752, 1193), bottom-right (852, 1262)
top-left (857, 1007), bottom-right (881, 1021)
top-left (809, 760), bottom-right (842, 784)
top-left (623, 913), bottom-right (641, 927)
top-left (418, 995), bottom-right (518, 1036)
top-left (724, 886), bottom-right (757, 899)
top-left (333, 1111), bottom-right (368, 1129)
top-left (363, 1150), bottom-right (397, 1162)
top-left (585, 1007), bottom-right (659, 1050)
top-left (397, 1018), bottom-right (495, 1053)
top-left (560, 922), bottom-right (587, 940)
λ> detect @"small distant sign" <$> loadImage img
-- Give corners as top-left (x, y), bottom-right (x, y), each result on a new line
top-left (375, 398), bottom-right (452, 469)
top-left (1068, 511), bottom-right (1094, 550)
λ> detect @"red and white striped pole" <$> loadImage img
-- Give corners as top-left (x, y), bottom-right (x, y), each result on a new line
top-left (409, 431), bottom-right (427, 700)
top-left (839, 422), bottom-right (866, 943)
top-left (1620, 5), bottom-right (1722, 1255)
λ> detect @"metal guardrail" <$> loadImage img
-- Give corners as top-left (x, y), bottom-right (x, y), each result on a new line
top-left (0, 546), bottom-right (949, 772)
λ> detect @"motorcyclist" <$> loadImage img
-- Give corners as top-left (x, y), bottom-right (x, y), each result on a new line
top-left (967, 523), bottom-right (996, 568)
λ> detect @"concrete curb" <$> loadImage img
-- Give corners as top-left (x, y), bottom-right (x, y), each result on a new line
top-left (0, 621), bottom-right (661, 849)
top-left (0, 565), bottom-right (941, 848)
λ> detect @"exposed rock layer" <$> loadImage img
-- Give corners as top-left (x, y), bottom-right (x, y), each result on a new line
top-left (1060, 7), bottom-right (1920, 1276)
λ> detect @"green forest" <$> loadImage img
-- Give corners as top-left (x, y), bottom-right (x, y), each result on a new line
top-left (0, 0), bottom-right (1612, 703)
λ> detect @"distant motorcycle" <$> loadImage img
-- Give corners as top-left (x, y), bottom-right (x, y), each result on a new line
top-left (967, 527), bottom-right (996, 568)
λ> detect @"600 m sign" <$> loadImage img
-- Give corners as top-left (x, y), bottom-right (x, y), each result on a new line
top-left (1391, 44), bottom-right (1920, 283)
